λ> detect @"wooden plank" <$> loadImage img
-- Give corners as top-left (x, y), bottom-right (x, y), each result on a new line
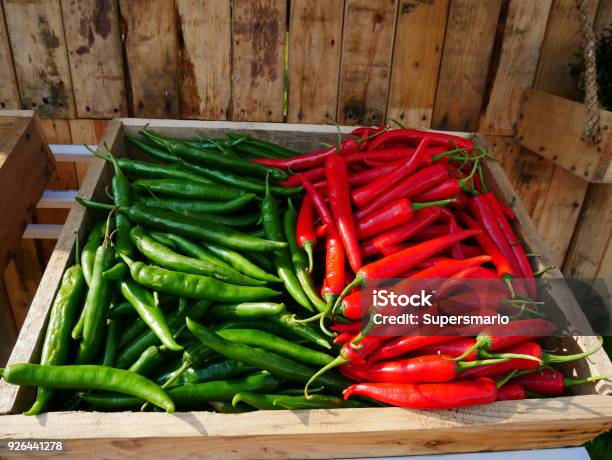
top-left (516, 90), bottom-right (612, 183)
top-left (0, 398), bottom-right (612, 458)
top-left (3, 0), bottom-right (75, 118)
top-left (386, 0), bottom-right (449, 128)
top-left (564, 184), bottom-right (612, 277)
top-left (0, 4), bottom-right (20, 110)
top-left (336, 0), bottom-right (397, 126)
top-left (2, 240), bottom-right (42, 329)
top-left (232, 0), bottom-right (286, 122)
top-left (119, 0), bottom-right (180, 118)
top-left (595, 0), bottom-right (612, 33)
top-left (61, 0), bottom-right (127, 118)
top-left (69, 119), bottom-right (108, 184)
top-left (0, 115), bottom-right (54, 273)
top-left (23, 224), bottom-right (64, 239)
top-left (431, 0), bottom-right (502, 131)
top-left (479, 0), bottom-right (552, 136)
top-left (175, 0), bottom-right (231, 120)
top-left (286, 0), bottom-right (344, 124)
top-left (0, 281), bottom-right (17, 366)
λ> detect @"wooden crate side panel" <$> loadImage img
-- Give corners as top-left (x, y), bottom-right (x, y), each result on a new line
top-left (479, 0), bottom-right (552, 136)
top-left (287, 0), bottom-right (344, 124)
top-left (119, 0), bottom-right (180, 118)
top-left (337, 0), bottom-right (397, 126)
top-left (431, 0), bottom-right (501, 131)
top-left (69, 119), bottom-right (108, 184)
top-left (175, 0), bottom-right (231, 120)
top-left (0, 4), bottom-right (20, 110)
top-left (61, 0), bottom-right (127, 119)
top-left (386, 0), bottom-right (448, 128)
top-left (3, 0), bottom-right (75, 118)
top-left (0, 281), bottom-right (17, 366)
top-left (0, 120), bottom-right (124, 415)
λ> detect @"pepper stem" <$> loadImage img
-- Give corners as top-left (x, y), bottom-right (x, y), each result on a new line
top-left (75, 197), bottom-right (115, 212)
top-left (459, 159), bottom-right (482, 192)
top-left (453, 335), bottom-right (490, 362)
top-left (161, 361), bottom-right (191, 390)
top-left (456, 358), bottom-right (510, 372)
top-left (331, 277), bottom-right (362, 318)
top-left (412, 199), bottom-right (455, 211)
top-left (304, 354), bottom-right (347, 399)
top-left (430, 147), bottom-right (466, 162)
top-left (303, 241), bottom-right (314, 274)
top-left (543, 337), bottom-right (603, 364)
top-left (564, 374), bottom-right (612, 388)
top-left (479, 349), bottom-right (543, 363)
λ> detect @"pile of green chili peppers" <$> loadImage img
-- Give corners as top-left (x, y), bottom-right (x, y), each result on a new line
top-left (1, 129), bottom-right (368, 415)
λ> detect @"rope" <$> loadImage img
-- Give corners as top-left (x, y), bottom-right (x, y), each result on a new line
top-left (576, 0), bottom-right (602, 144)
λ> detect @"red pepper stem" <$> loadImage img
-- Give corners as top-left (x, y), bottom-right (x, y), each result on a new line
top-left (412, 199), bottom-right (455, 211)
top-left (456, 358), bottom-right (510, 372)
top-left (564, 375), bottom-right (612, 388)
top-left (542, 337), bottom-right (603, 364)
top-left (304, 354), bottom-right (347, 399)
top-left (430, 147), bottom-right (466, 162)
top-left (303, 241), bottom-right (314, 274)
top-left (331, 277), bottom-right (363, 318)
top-left (459, 159), bottom-right (481, 192)
top-left (452, 335), bottom-right (491, 362)
top-left (480, 350), bottom-right (543, 363)
top-left (496, 370), bottom-right (521, 388)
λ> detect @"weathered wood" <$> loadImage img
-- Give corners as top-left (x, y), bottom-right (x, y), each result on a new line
top-left (119, 0), bottom-right (180, 118)
top-left (0, 114), bottom-right (55, 273)
top-left (175, 0), bottom-right (231, 120)
top-left (479, 0), bottom-right (552, 135)
top-left (564, 184), bottom-right (612, 277)
top-left (287, 0), bottom-right (344, 124)
top-left (0, 5), bottom-right (20, 110)
top-left (232, 0), bottom-right (286, 122)
top-left (61, 0), bottom-right (127, 118)
top-left (0, 281), bottom-right (17, 366)
top-left (69, 119), bottom-right (108, 185)
top-left (3, 0), bottom-right (75, 118)
top-left (386, 0), bottom-right (449, 128)
top-left (337, 0), bottom-right (397, 126)
top-left (516, 90), bottom-right (612, 183)
top-left (431, 0), bottom-right (501, 131)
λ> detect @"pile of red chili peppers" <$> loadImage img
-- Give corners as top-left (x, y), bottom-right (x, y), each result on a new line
top-left (260, 126), bottom-right (609, 409)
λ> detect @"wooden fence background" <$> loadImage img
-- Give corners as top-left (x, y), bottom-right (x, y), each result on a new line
top-left (0, 0), bottom-right (610, 355)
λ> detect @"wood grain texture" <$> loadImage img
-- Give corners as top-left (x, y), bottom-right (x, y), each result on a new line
top-left (337, 0), bottom-right (397, 126)
top-left (431, 0), bottom-right (502, 131)
top-left (61, 0), bottom-right (127, 118)
top-left (232, 0), bottom-right (286, 122)
top-left (386, 0), bottom-right (449, 128)
top-left (3, 0), bottom-right (75, 118)
top-left (0, 281), bottom-right (17, 366)
top-left (564, 184), bottom-right (612, 277)
top-left (287, 0), bottom-right (344, 124)
top-left (479, 0), bottom-right (552, 135)
top-left (175, 0), bottom-right (231, 120)
top-left (119, 0), bottom-right (180, 118)
top-left (69, 119), bottom-right (108, 184)
top-left (0, 5), bottom-right (20, 110)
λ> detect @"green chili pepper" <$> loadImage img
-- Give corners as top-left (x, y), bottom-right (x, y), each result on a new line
top-left (108, 301), bottom-right (134, 319)
top-left (202, 243), bottom-right (280, 283)
top-left (141, 128), bottom-right (288, 181)
top-left (186, 318), bottom-right (349, 391)
top-left (118, 316), bottom-right (150, 350)
top-left (116, 300), bottom-right (210, 369)
top-left (102, 261), bottom-right (128, 280)
top-left (247, 228), bottom-right (266, 239)
top-left (23, 249), bottom-right (85, 416)
top-left (76, 199), bottom-right (287, 252)
top-left (209, 400), bottom-right (253, 413)
top-left (128, 345), bottom-right (167, 377)
top-left (130, 227), bottom-right (264, 286)
top-left (81, 221), bottom-right (105, 286)
top-left (245, 250), bottom-right (276, 272)
top-left (125, 136), bottom-right (181, 163)
top-left (137, 194), bottom-right (255, 215)
top-left (283, 199), bottom-right (327, 313)
top-left (117, 157), bottom-right (211, 185)
top-left (150, 232), bottom-right (231, 269)
top-left (1, 363), bottom-right (174, 412)
top-left (137, 201), bottom-right (260, 229)
top-left (102, 319), bottom-right (121, 367)
top-left (74, 216), bottom-right (115, 363)
top-left (272, 394), bottom-right (368, 410)
top-left (120, 254), bottom-right (280, 302)
top-left (231, 392), bottom-right (278, 410)
top-left (219, 329), bottom-right (333, 367)
top-left (147, 231), bottom-right (177, 249)
top-left (262, 180), bottom-right (313, 311)
top-left (227, 134), bottom-right (299, 158)
top-left (119, 280), bottom-right (183, 351)
top-left (156, 359), bottom-right (256, 386)
top-left (132, 178), bottom-right (243, 201)
top-left (208, 302), bottom-right (285, 320)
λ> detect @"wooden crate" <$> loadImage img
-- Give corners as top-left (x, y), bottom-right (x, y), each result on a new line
top-left (516, 89), bottom-right (612, 183)
top-left (0, 119), bottom-right (611, 459)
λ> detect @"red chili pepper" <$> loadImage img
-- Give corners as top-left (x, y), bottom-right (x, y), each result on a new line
top-left (296, 193), bottom-right (316, 272)
top-left (509, 369), bottom-right (611, 396)
top-left (368, 128), bottom-right (473, 152)
top-left (330, 322), bottom-right (361, 334)
top-left (460, 244), bottom-right (485, 258)
top-left (333, 332), bottom-right (353, 346)
top-left (351, 137), bottom-right (430, 207)
top-left (448, 215), bottom-right (465, 259)
top-left (411, 337), bottom-right (478, 361)
top-left (369, 336), bottom-right (458, 363)
top-left (483, 339), bottom-right (604, 367)
top-left (344, 355), bottom-right (507, 384)
top-left (484, 192), bottom-right (536, 298)
top-left (325, 232), bottom-right (345, 296)
top-left (356, 163), bottom-right (449, 220)
top-left (408, 224), bottom-right (450, 242)
top-left (361, 207), bottom-right (442, 258)
top-left (357, 199), bottom-right (453, 242)
top-left (254, 138), bottom-right (359, 170)
top-left (414, 179), bottom-right (462, 202)
top-left (349, 159), bottom-right (405, 187)
top-left (315, 223), bottom-right (327, 239)
top-left (496, 383), bottom-right (525, 401)
top-left (344, 147), bottom-right (416, 165)
top-left (326, 154), bottom-right (361, 272)
top-left (343, 377), bottom-right (496, 409)
top-left (281, 167), bottom-right (326, 187)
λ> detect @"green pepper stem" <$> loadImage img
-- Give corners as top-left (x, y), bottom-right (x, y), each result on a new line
top-left (543, 337), bottom-right (603, 364)
top-left (303, 241), bottom-right (314, 274)
top-left (564, 375), bottom-right (612, 388)
top-left (479, 349), bottom-right (542, 363)
top-left (331, 277), bottom-right (362, 319)
top-left (456, 358), bottom-right (510, 372)
top-left (304, 354), bottom-right (347, 399)
top-left (459, 159), bottom-right (482, 191)
top-left (412, 199), bottom-right (455, 211)
top-left (452, 335), bottom-right (490, 362)
top-left (75, 197), bottom-right (115, 212)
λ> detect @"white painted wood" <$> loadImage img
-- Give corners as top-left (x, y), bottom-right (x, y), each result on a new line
top-left (49, 144), bottom-right (96, 161)
top-left (36, 190), bottom-right (77, 209)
